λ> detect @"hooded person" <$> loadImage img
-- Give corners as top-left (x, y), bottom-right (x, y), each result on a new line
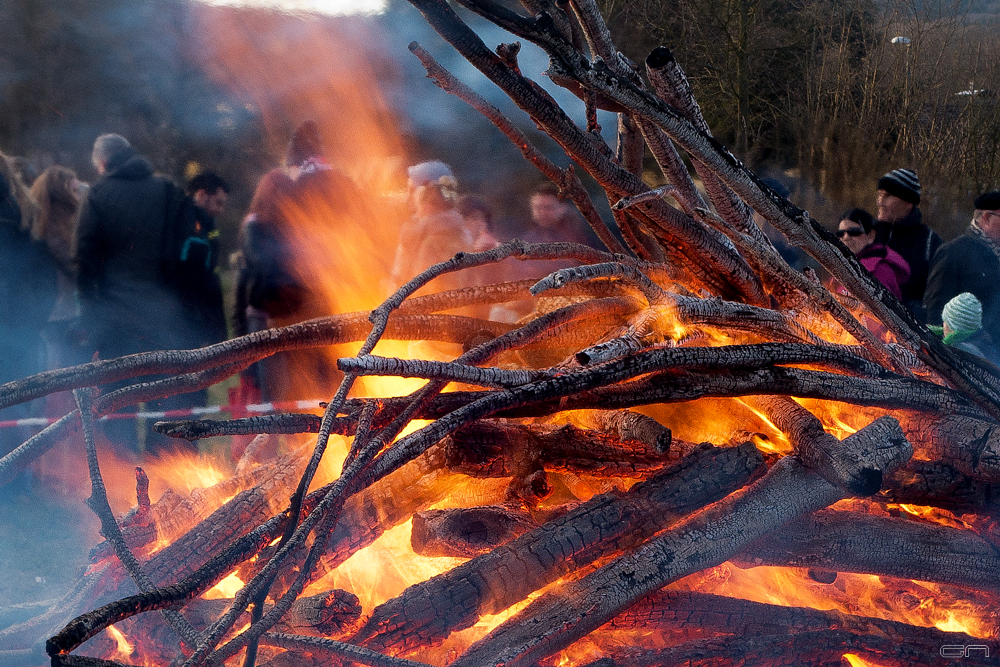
top-left (873, 168), bottom-right (941, 317)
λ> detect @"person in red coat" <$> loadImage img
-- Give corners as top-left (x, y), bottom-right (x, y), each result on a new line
top-left (837, 207), bottom-right (910, 300)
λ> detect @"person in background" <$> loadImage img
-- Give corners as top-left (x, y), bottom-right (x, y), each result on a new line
top-left (0, 150), bottom-right (58, 476)
top-left (925, 191), bottom-right (1000, 347)
top-left (389, 160), bottom-right (471, 292)
top-left (183, 171), bottom-right (229, 347)
top-left (873, 168), bottom-right (941, 319)
top-left (457, 194), bottom-right (499, 252)
top-left (526, 182), bottom-right (593, 248)
top-left (836, 207), bottom-right (910, 300)
top-left (928, 292), bottom-right (997, 363)
top-left (30, 166), bottom-right (88, 371)
top-left (235, 120), bottom-right (361, 404)
top-left (76, 133), bottom-right (197, 455)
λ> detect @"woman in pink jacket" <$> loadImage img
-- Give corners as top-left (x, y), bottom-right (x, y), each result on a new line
top-left (837, 208), bottom-right (910, 300)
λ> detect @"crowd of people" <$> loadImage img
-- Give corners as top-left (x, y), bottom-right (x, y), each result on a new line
top-left (0, 123), bottom-right (998, 466)
top-left (831, 168), bottom-right (1000, 364)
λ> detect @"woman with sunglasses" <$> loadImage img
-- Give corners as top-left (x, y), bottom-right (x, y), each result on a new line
top-left (837, 207), bottom-right (910, 300)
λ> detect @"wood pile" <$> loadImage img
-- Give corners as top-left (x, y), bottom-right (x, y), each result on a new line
top-left (1, 0), bottom-right (1000, 665)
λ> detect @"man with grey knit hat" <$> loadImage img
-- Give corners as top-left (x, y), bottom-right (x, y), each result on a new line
top-left (874, 168), bottom-right (941, 319)
top-left (925, 191), bottom-right (1000, 355)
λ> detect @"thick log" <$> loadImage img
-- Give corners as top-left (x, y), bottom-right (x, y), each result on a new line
top-left (747, 395), bottom-right (893, 495)
top-left (578, 629), bottom-right (991, 667)
top-left (447, 415), bottom-right (910, 667)
top-left (606, 590), bottom-right (987, 650)
top-left (880, 459), bottom-right (1000, 511)
top-left (903, 413), bottom-right (1000, 483)
top-left (185, 590), bottom-right (362, 637)
top-left (351, 442), bottom-right (764, 653)
top-left (732, 509), bottom-right (1000, 596)
top-left (410, 504), bottom-right (539, 557)
top-left (444, 418), bottom-right (672, 478)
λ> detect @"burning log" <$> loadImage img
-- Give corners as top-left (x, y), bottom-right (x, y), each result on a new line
top-left (446, 416), bottom-right (910, 667)
top-left (352, 442), bottom-right (763, 653)
top-left (185, 590), bottom-right (362, 637)
top-left (410, 504), bottom-right (541, 558)
top-left (577, 630), bottom-right (992, 667)
top-left (732, 509), bottom-right (1000, 596)
top-left (443, 415), bottom-right (675, 478)
top-left (6, 0), bottom-right (1000, 663)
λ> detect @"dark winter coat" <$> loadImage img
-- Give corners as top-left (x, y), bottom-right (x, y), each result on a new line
top-left (76, 150), bottom-right (190, 358)
top-left (924, 232), bottom-right (1000, 341)
top-left (856, 243), bottom-right (910, 301)
top-left (874, 207), bottom-right (942, 314)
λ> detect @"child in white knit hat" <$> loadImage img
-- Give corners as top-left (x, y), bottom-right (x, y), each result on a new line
top-left (928, 292), bottom-right (997, 362)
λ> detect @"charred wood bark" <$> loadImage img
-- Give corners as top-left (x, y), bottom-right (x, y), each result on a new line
top-left (903, 413), bottom-right (1000, 483)
top-left (605, 589), bottom-right (982, 648)
top-left (447, 416), bottom-right (910, 667)
top-left (410, 504), bottom-right (539, 557)
top-left (351, 442), bottom-right (763, 653)
top-left (579, 629), bottom-right (989, 667)
top-left (185, 590), bottom-right (362, 637)
top-left (732, 509), bottom-right (1000, 596)
top-left (444, 418), bottom-right (671, 478)
top-left (881, 459), bottom-right (1000, 512)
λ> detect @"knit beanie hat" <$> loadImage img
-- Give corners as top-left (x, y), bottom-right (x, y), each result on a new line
top-left (877, 168), bottom-right (921, 205)
top-left (930, 292), bottom-right (982, 345)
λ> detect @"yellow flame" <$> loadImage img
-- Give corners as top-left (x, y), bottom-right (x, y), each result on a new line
top-left (107, 625), bottom-right (134, 657)
top-left (203, 572), bottom-right (245, 600)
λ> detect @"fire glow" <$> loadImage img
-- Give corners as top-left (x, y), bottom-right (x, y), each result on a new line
top-left (6, 1), bottom-right (1000, 666)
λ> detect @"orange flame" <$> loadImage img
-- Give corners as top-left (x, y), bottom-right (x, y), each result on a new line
top-left (107, 625), bottom-right (134, 658)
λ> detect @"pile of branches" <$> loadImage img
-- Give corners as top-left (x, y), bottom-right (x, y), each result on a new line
top-left (1, 0), bottom-right (1000, 666)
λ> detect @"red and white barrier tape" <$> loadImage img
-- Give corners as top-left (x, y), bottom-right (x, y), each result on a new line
top-left (0, 400), bottom-right (325, 429)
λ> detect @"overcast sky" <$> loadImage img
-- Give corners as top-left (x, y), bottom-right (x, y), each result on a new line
top-left (199, 0), bottom-right (388, 16)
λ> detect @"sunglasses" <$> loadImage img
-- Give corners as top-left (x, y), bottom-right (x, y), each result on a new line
top-left (837, 228), bottom-right (866, 238)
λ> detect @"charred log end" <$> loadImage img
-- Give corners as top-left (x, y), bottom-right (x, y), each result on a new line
top-left (653, 432), bottom-right (671, 455)
top-left (307, 590), bottom-right (363, 636)
top-left (152, 420), bottom-right (203, 441)
top-left (645, 46), bottom-right (675, 69)
top-left (849, 468), bottom-right (883, 497)
top-left (807, 568), bottom-right (839, 584)
top-left (507, 469), bottom-right (553, 505)
top-left (575, 350), bottom-right (594, 365)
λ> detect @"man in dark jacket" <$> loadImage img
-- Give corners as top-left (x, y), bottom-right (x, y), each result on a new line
top-left (76, 134), bottom-right (198, 454)
top-left (925, 191), bottom-right (1000, 350)
top-left (77, 134), bottom-right (191, 359)
top-left (184, 171), bottom-right (229, 346)
top-left (873, 168), bottom-right (942, 320)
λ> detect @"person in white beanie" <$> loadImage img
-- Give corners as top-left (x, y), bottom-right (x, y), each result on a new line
top-left (928, 292), bottom-right (997, 363)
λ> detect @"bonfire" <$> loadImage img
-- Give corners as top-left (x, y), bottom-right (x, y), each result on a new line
top-left (2, 0), bottom-right (1000, 666)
